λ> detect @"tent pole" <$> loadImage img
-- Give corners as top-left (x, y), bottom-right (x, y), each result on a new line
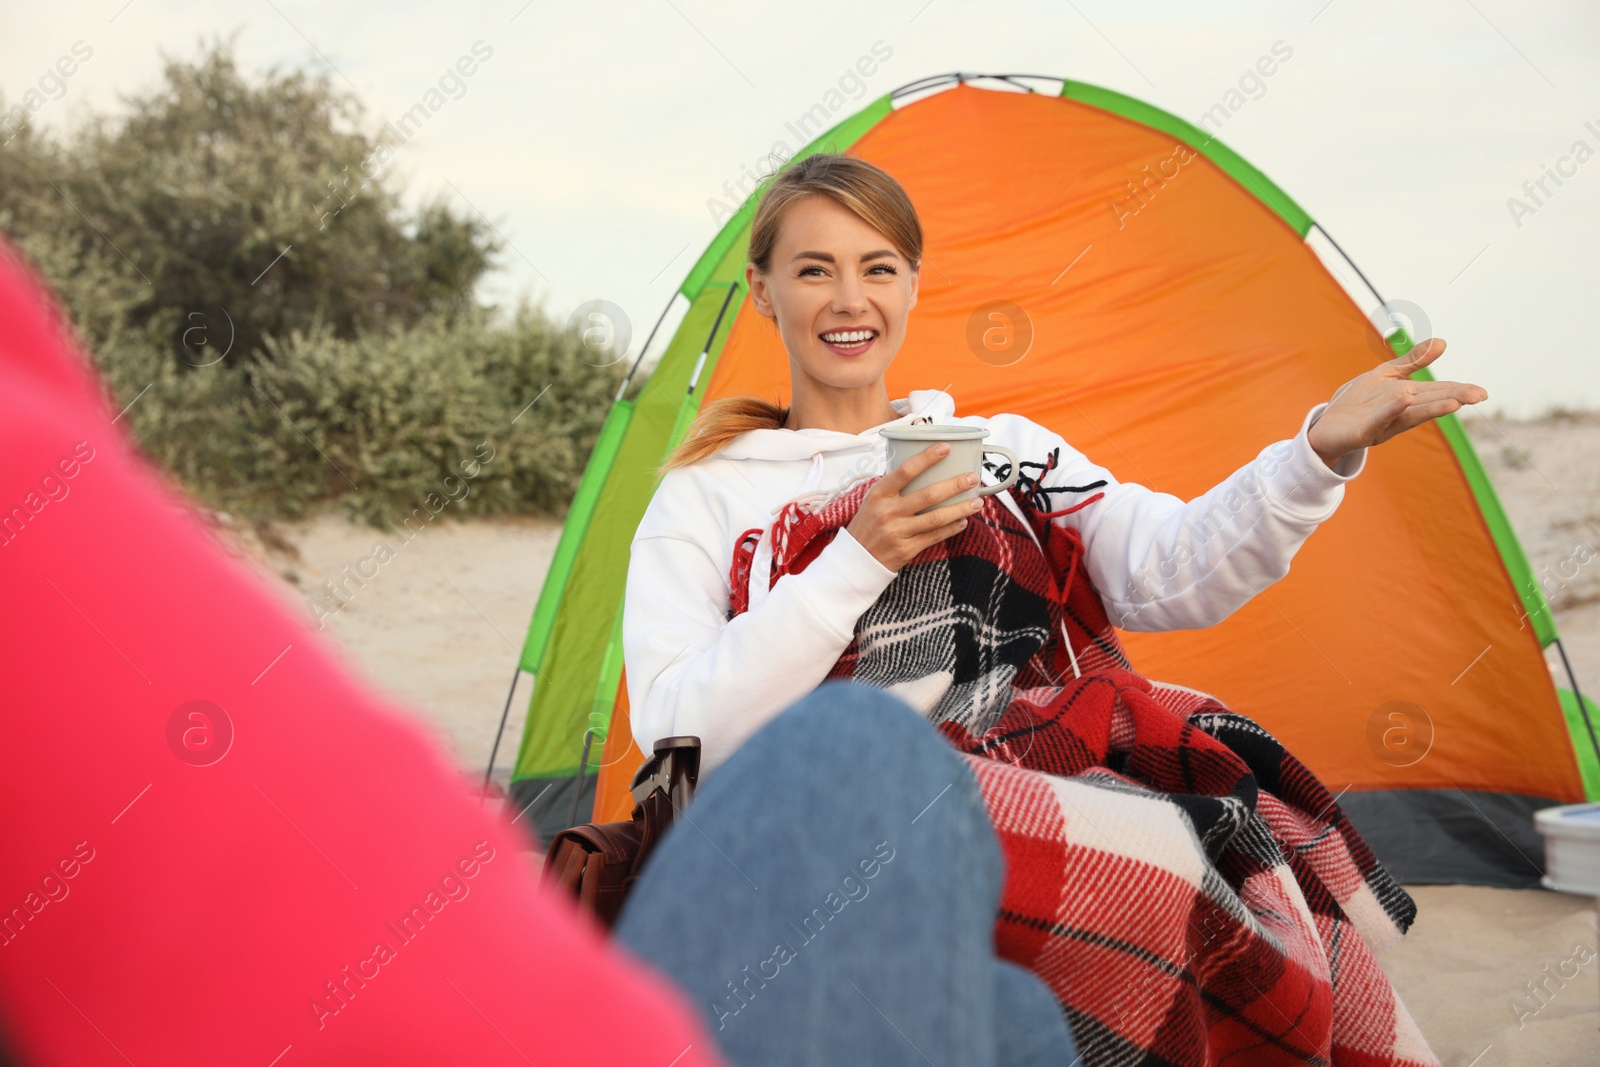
top-left (567, 729), bottom-right (595, 829)
top-left (694, 281), bottom-right (741, 395)
top-left (617, 292), bottom-right (678, 401)
top-left (1554, 637), bottom-right (1600, 769)
top-left (482, 666), bottom-right (523, 798)
top-left (1310, 223), bottom-right (1391, 317)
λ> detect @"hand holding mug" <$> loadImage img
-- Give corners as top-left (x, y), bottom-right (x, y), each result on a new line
top-left (846, 442), bottom-right (987, 573)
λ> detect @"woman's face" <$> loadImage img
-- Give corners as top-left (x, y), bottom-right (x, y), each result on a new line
top-left (746, 194), bottom-right (918, 392)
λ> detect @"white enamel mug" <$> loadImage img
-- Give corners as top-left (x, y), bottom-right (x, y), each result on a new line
top-left (880, 424), bottom-right (1019, 516)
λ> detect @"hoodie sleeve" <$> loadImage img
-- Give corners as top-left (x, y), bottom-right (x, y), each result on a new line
top-left (624, 475), bottom-right (900, 774)
top-left (984, 402), bottom-right (1365, 632)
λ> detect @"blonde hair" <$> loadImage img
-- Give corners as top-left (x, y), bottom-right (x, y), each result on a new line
top-left (658, 153), bottom-right (923, 472)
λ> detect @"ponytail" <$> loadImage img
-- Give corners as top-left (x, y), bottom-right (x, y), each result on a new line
top-left (658, 396), bottom-right (789, 473)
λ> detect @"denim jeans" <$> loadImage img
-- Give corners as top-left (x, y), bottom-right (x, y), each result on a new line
top-left (615, 679), bottom-right (1078, 1066)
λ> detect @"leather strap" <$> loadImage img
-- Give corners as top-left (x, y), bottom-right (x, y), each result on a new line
top-left (539, 736), bottom-right (701, 929)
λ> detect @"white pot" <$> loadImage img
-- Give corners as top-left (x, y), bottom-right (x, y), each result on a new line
top-left (1535, 802), bottom-right (1600, 896)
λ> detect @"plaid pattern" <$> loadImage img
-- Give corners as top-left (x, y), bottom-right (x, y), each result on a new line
top-left (728, 458), bottom-right (1437, 1067)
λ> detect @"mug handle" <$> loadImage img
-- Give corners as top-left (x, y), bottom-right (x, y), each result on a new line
top-left (975, 446), bottom-right (1019, 497)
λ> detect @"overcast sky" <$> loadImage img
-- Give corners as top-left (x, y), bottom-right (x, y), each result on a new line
top-left (5, 0), bottom-right (1598, 416)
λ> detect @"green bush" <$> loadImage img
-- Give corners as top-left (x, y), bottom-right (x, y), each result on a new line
top-left (93, 306), bottom-right (625, 523)
top-left (0, 38), bottom-right (498, 363)
top-left (1, 37), bottom-right (626, 524)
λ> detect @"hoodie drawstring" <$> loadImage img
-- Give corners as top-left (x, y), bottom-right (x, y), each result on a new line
top-left (773, 451), bottom-right (832, 515)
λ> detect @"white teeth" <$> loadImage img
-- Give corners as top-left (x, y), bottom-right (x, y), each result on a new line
top-left (821, 330), bottom-right (876, 344)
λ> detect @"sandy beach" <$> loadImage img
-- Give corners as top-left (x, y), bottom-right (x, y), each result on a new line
top-left (215, 410), bottom-right (1600, 1065)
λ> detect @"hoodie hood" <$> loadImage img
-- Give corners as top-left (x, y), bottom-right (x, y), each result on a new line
top-left (714, 388), bottom-right (958, 461)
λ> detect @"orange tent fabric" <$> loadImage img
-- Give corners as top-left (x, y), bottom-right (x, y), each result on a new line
top-left (701, 84), bottom-right (1582, 805)
top-left (530, 77), bottom-right (1593, 887)
top-left (594, 671), bottom-right (644, 822)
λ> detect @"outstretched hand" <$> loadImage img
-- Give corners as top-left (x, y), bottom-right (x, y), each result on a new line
top-left (1306, 337), bottom-right (1488, 468)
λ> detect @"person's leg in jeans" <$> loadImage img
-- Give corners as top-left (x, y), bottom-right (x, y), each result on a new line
top-left (614, 679), bottom-right (1077, 1067)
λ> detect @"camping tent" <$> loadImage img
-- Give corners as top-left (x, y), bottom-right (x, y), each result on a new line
top-left (495, 73), bottom-right (1599, 889)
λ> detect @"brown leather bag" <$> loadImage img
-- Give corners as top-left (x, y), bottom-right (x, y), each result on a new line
top-left (541, 735), bottom-right (700, 929)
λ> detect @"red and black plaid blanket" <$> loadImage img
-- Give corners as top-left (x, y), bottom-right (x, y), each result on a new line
top-left (728, 452), bottom-right (1438, 1067)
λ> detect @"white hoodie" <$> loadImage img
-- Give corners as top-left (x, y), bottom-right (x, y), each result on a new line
top-left (622, 389), bottom-right (1365, 774)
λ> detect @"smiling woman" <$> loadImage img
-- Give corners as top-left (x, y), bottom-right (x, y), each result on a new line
top-left (620, 150), bottom-right (1487, 1064)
